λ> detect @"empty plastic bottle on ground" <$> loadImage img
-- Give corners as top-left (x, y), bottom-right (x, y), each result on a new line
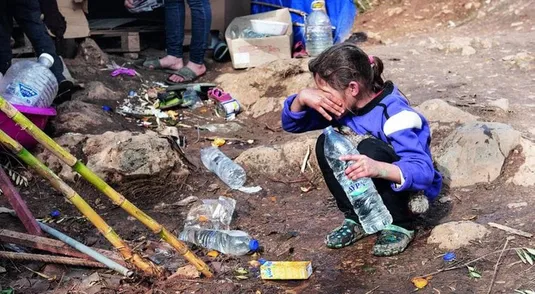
top-left (179, 228), bottom-right (259, 256)
top-left (323, 126), bottom-right (393, 234)
top-left (182, 87), bottom-right (202, 109)
top-left (305, 0), bottom-right (333, 57)
top-left (0, 53), bottom-right (58, 107)
top-left (200, 147), bottom-right (246, 189)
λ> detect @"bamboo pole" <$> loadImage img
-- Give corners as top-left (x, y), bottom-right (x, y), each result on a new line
top-left (0, 129), bottom-right (159, 276)
top-left (0, 97), bottom-right (213, 278)
top-left (0, 251), bottom-right (105, 268)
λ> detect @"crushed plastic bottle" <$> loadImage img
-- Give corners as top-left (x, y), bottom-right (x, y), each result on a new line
top-left (179, 228), bottom-right (259, 256)
top-left (200, 147), bottom-right (247, 189)
top-left (184, 196), bottom-right (236, 230)
top-left (305, 0), bottom-right (333, 57)
top-left (0, 53), bottom-right (58, 107)
top-left (323, 126), bottom-right (393, 234)
top-left (182, 87), bottom-right (202, 109)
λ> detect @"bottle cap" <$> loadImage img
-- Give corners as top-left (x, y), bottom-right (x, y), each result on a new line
top-left (443, 252), bottom-right (456, 262)
top-left (249, 239), bottom-right (259, 252)
top-left (258, 258), bottom-right (267, 265)
top-left (39, 53), bottom-right (55, 68)
top-left (50, 210), bottom-right (60, 218)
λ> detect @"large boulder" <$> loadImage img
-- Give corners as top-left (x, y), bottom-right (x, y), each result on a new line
top-left (427, 221), bottom-right (490, 250)
top-left (51, 100), bottom-right (122, 135)
top-left (36, 133), bottom-right (88, 182)
top-left (435, 122), bottom-right (521, 187)
top-left (415, 99), bottom-right (478, 124)
top-left (236, 133), bottom-right (319, 176)
top-left (512, 138), bottom-right (535, 186)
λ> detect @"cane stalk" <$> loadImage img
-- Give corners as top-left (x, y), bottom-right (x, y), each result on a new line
top-left (0, 129), bottom-right (159, 276)
top-left (0, 97), bottom-right (212, 278)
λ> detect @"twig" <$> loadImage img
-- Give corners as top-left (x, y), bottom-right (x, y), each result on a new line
top-left (365, 286), bottom-right (379, 294)
top-left (301, 146), bottom-right (311, 173)
top-left (416, 247), bottom-right (525, 279)
top-left (487, 238), bottom-right (510, 294)
top-left (488, 222), bottom-right (533, 238)
top-left (268, 177), bottom-right (308, 185)
top-left (195, 126), bottom-right (200, 144)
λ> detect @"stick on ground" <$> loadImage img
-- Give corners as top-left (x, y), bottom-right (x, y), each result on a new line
top-left (487, 237), bottom-right (510, 294)
top-left (488, 222), bottom-right (533, 238)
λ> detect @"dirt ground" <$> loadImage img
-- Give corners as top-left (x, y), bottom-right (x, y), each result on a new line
top-left (1, 0), bottom-right (535, 293)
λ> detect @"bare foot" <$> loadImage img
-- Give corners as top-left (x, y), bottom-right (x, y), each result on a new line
top-left (158, 55), bottom-right (183, 70)
top-left (168, 62), bottom-right (206, 83)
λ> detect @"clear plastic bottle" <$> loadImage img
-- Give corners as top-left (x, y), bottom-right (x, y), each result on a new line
top-left (0, 53), bottom-right (58, 107)
top-left (182, 87), bottom-right (202, 109)
top-left (179, 228), bottom-right (259, 256)
top-left (200, 147), bottom-right (246, 189)
top-left (305, 0), bottom-right (333, 57)
top-left (323, 126), bottom-right (393, 234)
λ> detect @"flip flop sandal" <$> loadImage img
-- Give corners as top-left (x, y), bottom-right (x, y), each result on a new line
top-left (133, 57), bottom-right (165, 71)
top-left (207, 87), bottom-right (232, 102)
top-left (166, 67), bottom-right (205, 85)
top-left (373, 224), bottom-right (415, 257)
top-left (325, 219), bottom-right (367, 249)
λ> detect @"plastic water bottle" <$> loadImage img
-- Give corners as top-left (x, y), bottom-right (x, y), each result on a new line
top-left (182, 87), bottom-right (202, 109)
top-left (305, 0), bottom-right (333, 57)
top-left (323, 126), bottom-right (393, 234)
top-left (0, 53), bottom-right (58, 107)
top-left (179, 228), bottom-right (259, 256)
top-left (200, 147), bottom-right (246, 189)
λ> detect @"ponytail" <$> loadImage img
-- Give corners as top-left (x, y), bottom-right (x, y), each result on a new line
top-left (369, 55), bottom-right (385, 92)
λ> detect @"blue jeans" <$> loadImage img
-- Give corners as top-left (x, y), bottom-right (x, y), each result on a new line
top-left (165, 0), bottom-right (211, 65)
top-left (0, 0), bottom-right (66, 82)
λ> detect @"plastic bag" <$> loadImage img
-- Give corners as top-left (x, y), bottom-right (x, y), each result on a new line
top-left (184, 196), bottom-right (236, 230)
top-left (128, 0), bottom-right (164, 13)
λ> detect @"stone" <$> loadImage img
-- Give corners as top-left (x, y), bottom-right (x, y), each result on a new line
top-left (76, 81), bottom-right (122, 102)
top-left (83, 131), bottom-right (187, 183)
top-left (77, 38), bottom-right (108, 66)
top-left (386, 7), bottom-right (404, 17)
top-left (36, 133), bottom-right (88, 182)
top-left (447, 37), bottom-right (473, 51)
top-left (51, 100), bottom-right (121, 135)
top-left (236, 133), bottom-right (319, 176)
top-left (0, 266), bottom-right (5, 273)
top-left (502, 52), bottom-right (534, 70)
top-left (507, 202), bottom-right (528, 209)
top-left (488, 98), bottom-right (509, 112)
top-left (415, 99), bottom-right (479, 123)
top-left (436, 122), bottom-right (521, 187)
top-left (427, 221), bottom-right (490, 250)
top-left (512, 138), bottom-right (535, 186)
top-left (461, 46), bottom-right (477, 56)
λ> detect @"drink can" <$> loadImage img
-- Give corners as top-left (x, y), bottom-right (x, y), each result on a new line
top-left (215, 98), bottom-right (241, 119)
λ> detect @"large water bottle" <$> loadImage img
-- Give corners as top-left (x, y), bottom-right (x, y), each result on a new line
top-left (323, 126), bottom-right (393, 234)
top-left (0, 53), bottom-right (58, 107)
top-left (179, 228), bottom-right (259, 256)
top-left (305, 0), bottom-right (333, 57)
top-left (200, 147), bottom-right (246, 189)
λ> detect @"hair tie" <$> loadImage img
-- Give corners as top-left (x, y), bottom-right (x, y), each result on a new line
top-left (368, 55), bottom-right (375, 64)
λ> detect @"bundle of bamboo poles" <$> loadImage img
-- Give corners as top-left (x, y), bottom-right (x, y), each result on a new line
top-left (0, 96), bottom-right (212, 278)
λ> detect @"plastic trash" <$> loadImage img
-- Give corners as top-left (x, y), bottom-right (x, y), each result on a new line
top-left (200, 147), bottom-right (247, 189)
top-left (179, 228), bottom-right (259, 256)
top-left (323, 126), bottom-right (392, 234)
top-left (184, 196), bottom-right (236, 230)
top-left (127, 0), bottom-right (164, 13)
top-left (305, 0), bottom-right (333, 57)
top-left (0, 53), bottom-right (58, 107)
top-left (182, 87), bottom-right (203, 109)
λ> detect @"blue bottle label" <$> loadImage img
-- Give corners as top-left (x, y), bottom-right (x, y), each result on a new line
top-left (348, 181), bottom-right (369, 197)
top-left (18, 83), bottom-right (38, 98)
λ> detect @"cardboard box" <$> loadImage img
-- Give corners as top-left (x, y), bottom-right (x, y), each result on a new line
top-left (57, 0), bottom-right (90, 39)
top-left (225, 8), bottom-right (293, 69)
top-left (184, 0), bottom-right (251, 34)
top-left (260, 261), bottom-right (313, 280)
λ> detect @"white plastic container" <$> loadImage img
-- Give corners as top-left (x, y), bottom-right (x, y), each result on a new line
top-left (251, 19), bottom-right (289, 36)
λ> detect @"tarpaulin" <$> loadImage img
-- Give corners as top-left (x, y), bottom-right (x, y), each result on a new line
top-left (251, 0), bottom-right (357, 47)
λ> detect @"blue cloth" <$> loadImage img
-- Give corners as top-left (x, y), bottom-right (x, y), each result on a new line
top-left (165, 0), bottom-right (211, 64)
top-left (251, 0), bottom-right (357, 47)
top-left (281, 82), bottom-right (443, 200)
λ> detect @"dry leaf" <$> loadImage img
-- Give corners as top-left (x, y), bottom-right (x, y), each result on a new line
top-left (169, 264), bottom-right (200, 280)
top-left (235, 268), bottom-right (248, 275)
top-left (198, 215), bottom-right (209, 222)
top-left (207, 251), bottom-right (219, 258)
top-left (300, 186), bottom-right (312, 193)
top-left (235, 275), bottom-right (248, 280)
top-left (411, 277), bottom-right (428, 289)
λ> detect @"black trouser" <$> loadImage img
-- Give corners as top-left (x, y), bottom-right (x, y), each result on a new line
top-left (316, 134), bottom-right (415, 230)
top-left (0, 0), bottom-right (65, 82)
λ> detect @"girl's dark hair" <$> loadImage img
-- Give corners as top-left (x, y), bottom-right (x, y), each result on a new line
top-left (308, 43), bottom-right (385, 93)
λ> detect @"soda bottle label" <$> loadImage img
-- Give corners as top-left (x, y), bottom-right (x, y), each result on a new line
top-left (348, 181), bottom-right (369, 197)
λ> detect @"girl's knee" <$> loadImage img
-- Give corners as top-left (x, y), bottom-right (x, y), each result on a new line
top-left (357, 138), bottom-right (398, 163)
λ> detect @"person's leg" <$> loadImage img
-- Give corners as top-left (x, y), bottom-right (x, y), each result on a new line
top-left (168, 0), bottom-right (211, 83)
top-left (316, 134), bottom-right (367, 249)
top-left (156, 0), bottom-right (185, 71)
top-left (0, 1), bottom-right (14, 75)
top-left (13, 0), bottom-right (65, 82)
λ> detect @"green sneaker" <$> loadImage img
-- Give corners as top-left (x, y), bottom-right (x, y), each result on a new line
top-left (325, 219), bottom-right (367, 249)
top-left (373, 224), bottom-right (415, 256)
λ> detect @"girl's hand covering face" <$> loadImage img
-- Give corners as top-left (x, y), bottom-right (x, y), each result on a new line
top-left (296, 88), bottom-right (346, 121)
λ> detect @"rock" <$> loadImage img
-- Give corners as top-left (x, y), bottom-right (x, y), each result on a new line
top-left (77, 38), bottom-right (108, 66)
top-left (36, 133), bottom-right (88, 182)
top-left (488, 98), bottom-right (509, 112)
top-left (461, 46), bottom-right (477, 56)
top-left (427, 221), bottom-right (490, 250)
top-left (502, 52), bottom-right (534, 70)
top-left (415, 99), bottom-right (479, 123)
top-left (236, 133), bottom-right (319, 176)
top-left (83, 131), bottom-right (187, 184)
top-left (386, 7), bottom-right (404, 17)
top-left (0, 266), bottom-right (5, 273)
top-left (512, 138), bottom-right (535, 186)
top-left (436, 122), bottom-right (521, 187)
top-left (507, 202), bottom-right (528, 209)
top-left (447, 37), bottom-right (473, 51)
top-left (75, 81), bottom-right (122, 102)
top-left (51, 100), bottom-right (121, 135)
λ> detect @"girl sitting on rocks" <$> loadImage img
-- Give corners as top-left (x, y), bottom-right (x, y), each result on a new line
top-left (281, 43), bottom-right (442, 256)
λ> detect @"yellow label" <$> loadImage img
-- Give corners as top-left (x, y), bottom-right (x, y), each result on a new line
top-left (260, 261), bottom-right (313, 280)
